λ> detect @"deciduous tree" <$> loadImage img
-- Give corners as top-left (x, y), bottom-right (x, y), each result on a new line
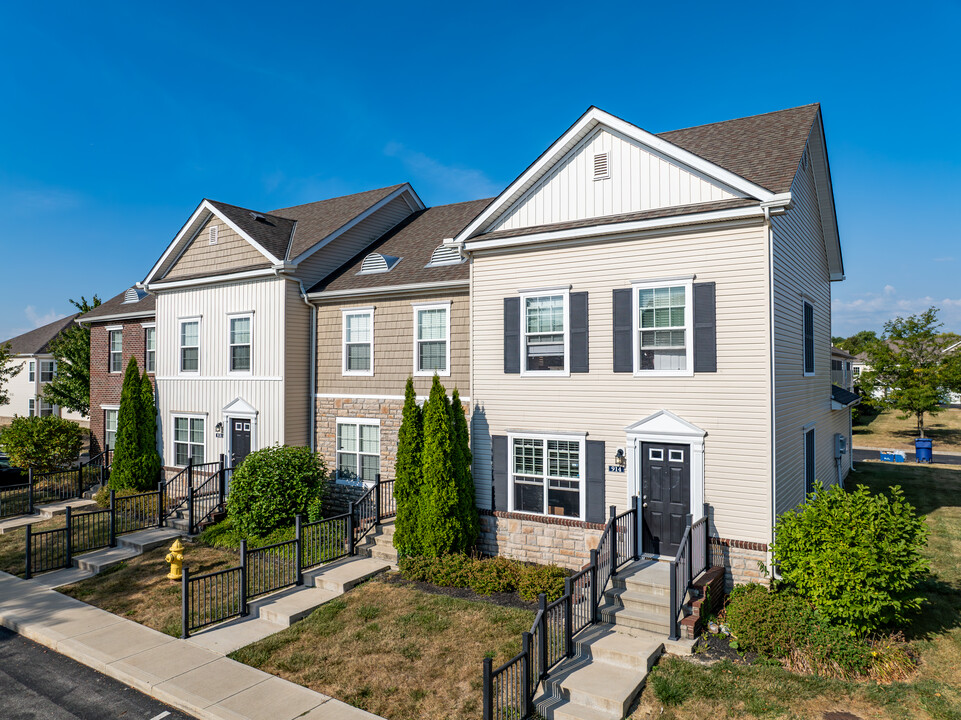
top-left (41, 296), bottom-right (101, 415)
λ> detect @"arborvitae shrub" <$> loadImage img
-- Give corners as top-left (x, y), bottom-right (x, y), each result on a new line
top-left (417, 376), bottom-right (461, 556)
top-left (393, 377), bottom-right (423, 556)
top-left (138, 373), bottom-right (161, 490)
top-left (109, 357), bottom-right (142, 491)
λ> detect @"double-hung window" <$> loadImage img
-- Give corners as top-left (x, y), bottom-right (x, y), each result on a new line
top-left (508, 433), bottom-right (584, 519)
top-left (28, 399), bottom-right (35, 416)
top-left (144, 325), bottom-right (156, 373)
top-left (180, 319), bottom-right (200, 374)
top-left (108, 330), bottom-right (123, 373)
top-left (229, 316), bottom-right (252, 372)
top-left (28, 362), bottom-right (35, 382)
top-left (104, 408), bottom-right (119, 449)
top-left (521, 290), bottom-right (569, 374)
top-left (173, 416), bottom-right (205, 466)
top-left (39, 400), bottom-right (54, 417)
top-left (803, 300), bottom-right (815, 376)
top-left (633, 279), bottom-right (693, 375)
top-left (413, 302), bottom-right (450, 375)
top-left (335, 419), bottom-right (380, 484)
top-left (40, 360), bottom-right (55, 382)
top-left (342, 308), bottom-right (373, 375)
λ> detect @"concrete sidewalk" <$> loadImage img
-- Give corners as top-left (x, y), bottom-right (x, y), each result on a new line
top-left (0, 570), bottom-right (383, 720)
top-left (0, 498), bottom-right (98, 534)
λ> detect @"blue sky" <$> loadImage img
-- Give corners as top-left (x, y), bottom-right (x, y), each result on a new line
top-left (1, 1), bottom-right (959, 340)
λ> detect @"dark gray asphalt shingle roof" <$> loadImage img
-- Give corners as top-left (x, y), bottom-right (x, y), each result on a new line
top-left (2, 315), bottom-right (79, 355)
top-left (77, 289), bottom-right (156, 323)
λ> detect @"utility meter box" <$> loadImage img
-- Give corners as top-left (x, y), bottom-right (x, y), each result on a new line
top-left (834, 433), bottom-right (847, 458)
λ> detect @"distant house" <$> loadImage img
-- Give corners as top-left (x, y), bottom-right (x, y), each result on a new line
top-left (0, 315), bottom-right (86, 425)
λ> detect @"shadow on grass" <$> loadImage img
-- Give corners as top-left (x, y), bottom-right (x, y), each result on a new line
top-left (901, 576), bottom-right (961, 642)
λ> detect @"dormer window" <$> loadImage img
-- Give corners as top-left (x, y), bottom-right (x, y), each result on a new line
top-left (427, 244), bottom-right (463, 267)
top-left (593, 152), bottom-right (610, 180)
top-left (359, 253), bottom-right (401, 274)
top-left (208, 225), bottom-right (219, 245)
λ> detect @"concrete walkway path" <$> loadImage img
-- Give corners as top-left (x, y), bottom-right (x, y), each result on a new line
top-left (0, 498), bottom-right (98, 534)
top-left (0, 570), bottom-right (384, 719)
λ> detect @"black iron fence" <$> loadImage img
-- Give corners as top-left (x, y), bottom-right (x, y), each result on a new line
top-left (482, 502), bottom-right (639, 720)
top-left (669, 505), bottom-right (709, 641)
top-left (24, 489), bottom-right (162, 579)
top-left (1, 448), bottom-right (112, 520)
top-left (181, 511), bottom-right (355, 637)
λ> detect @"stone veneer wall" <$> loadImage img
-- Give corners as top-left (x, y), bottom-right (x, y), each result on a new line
top-left (477, 510), bottom-right (605, 570)
top-left (709, 537), bottom-right (769, 589)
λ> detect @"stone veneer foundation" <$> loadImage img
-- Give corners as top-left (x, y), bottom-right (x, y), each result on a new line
top-left (708, 537), bottom-right (770, 589)
top-left (477, 510), bottom-right (606, 570)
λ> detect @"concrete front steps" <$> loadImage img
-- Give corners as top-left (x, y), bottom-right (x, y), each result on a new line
top-left (187, 555), bottom-right (392, 654)
top-left (598, 559), bottom-right (674, 637)
top-left (0, 498), bottom-right (99, 534)
top-left (534, 623), bottom-right (664, 720)
top-left (357, 520), bottom-right (398, 568)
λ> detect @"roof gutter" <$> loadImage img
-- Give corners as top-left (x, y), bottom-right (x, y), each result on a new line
top-left (307, 279), bottom-right (468, 301)
top-left (76, 309), bottom-right (156, 325)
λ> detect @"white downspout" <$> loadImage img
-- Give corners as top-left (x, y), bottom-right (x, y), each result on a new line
top-left (765, 205), bottom-right (777, 576)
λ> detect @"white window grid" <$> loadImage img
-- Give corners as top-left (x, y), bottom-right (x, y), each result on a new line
top-left (507, 432), bottom-right (586, 520)
top-left (104, 409), bottom-right (119, 449)
top-left (632, 278), bottom-right (694, 377)
top-left (519, 289), bottom-right (570, 376)
top-left (144, 326), bottom-right (156, 374)
top-left (109, 330), bottom-right (123, 373)
top-left (39, 360), bottom-right (55, 382)
top-left (413, 302), bottom-right (451, 376)
top-left (342, 308), bottom-right (374, 376)
top-left (28, 361), bottom-right (35, 382)
top-left (173, 415), bottom-right (205, 467)
top-left (179, 319), bottom-right (200, 374)
top-left (228, 315), bottom-right (252, 373)
top-left (28, 399), bottom-right (35, 416)
top-left (335, 418), bottom-right (380, 485)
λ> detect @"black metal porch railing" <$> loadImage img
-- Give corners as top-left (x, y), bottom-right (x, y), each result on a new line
top-left (483, 501), bottom-right (639, 720)
top-left (668, 505), bottom-right (709, 640)
top-left (0, 447), bottom-right (112, 521)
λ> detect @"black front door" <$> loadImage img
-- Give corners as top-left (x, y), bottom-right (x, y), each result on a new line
top-left (230, 419), bottom-right (251, 467)
top-left (641, 442), bottom-right (691, 556)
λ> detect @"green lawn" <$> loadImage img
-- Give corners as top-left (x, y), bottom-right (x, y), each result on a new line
top-left (854, 407), bottom-right (961, 452)
top-left (631, 461), bottom-right (961, 720)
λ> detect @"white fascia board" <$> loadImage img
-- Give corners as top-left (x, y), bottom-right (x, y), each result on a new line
top-left (147, 267), bottom-right (276, 291)
top-left (201, 200), bottom-right (283, 265)
top-left (454, 107), bottom-right (776, 243)
top-left (464, 206), bottom-right (767, 252)
top-left (143, 200), bottom-right (212, 285)
top-left (288, 184), bottom-right (426, 266)
top-left (76, 310), bottom-right (156, 325)
top-left (307, 279), bottom-right (468, 301)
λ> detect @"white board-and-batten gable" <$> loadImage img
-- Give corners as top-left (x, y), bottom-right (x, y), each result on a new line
top-left (455, 107), bottom-right (785, 244)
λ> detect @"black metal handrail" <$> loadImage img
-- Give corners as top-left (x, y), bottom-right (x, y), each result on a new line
top-left (1, 446), bottom-right (111, 521)
top-left (182, 565), bottom-right (246, 636)
top-left (668, 507), bottom-right (709, 641)
top-left (162, 458), bottom-right (224, 525)
top-left (0, 482), bottom-right (31, 519)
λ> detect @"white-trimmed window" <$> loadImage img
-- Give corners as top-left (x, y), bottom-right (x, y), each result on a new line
top-left (40, 360), bottom-right (55, 382)
top-left (803, 300), bottom-right (815, 376)
top-left (508, 432), bottom-right (585, 519)
top-left (342, 308), bottom-right (373, 375)
top-left (228, 315), bottom-right (252, 373)
top-left (39, 400), bottom-right (55, 417)
top-left (804, 426), bottom-right (816, 495)
top-left (28, 361), bottom-right (35, 382)
top-left (28, 399), bottom-right (35, 417)
top-left (173, 416), bottom-right (205, 466)
top-left (108, 330), bottom-right (123, 373)
top-left (336, 418), bottom-right (380, 484)
top-left (104, 408), bottom-right (119, 449)
top-left (413, 302), bottom-right (450, 376)
top-left (521, 290), bottom-right (569, 374)
top-left (633, 279), bottom-right (693, 375)
top-left (143, 325), bottom-right (156, 374)
top-left (179, 319), bottom-right (200, 374)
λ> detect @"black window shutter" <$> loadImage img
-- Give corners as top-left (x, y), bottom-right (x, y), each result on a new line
top-left (612, 289), bottom-right (633, 373)
top-left (804, 429), bottom-right (815, 495)
top-left (503, 297), bottom-right (520, 374)
top-left (804, 302), bottom-right (815, 374)
top-left (570, 291), bottom-right (589, 373)
top-left (693, 282), bottom-right (717, 373)
top-left (492, 435), bottom-right (509, 512)
top-left (585, 440), bottom-right (606, 523)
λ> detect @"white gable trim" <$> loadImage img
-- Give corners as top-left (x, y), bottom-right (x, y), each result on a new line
top-left (223, 397), bottom-right (259, 416)
top-left (805, 113), bottom-right (844, 281)
top-left (288, 184), bottom-right (426, 266)
top-left (143, 200), bottom-right (284, 285)
top-left (454, 107), bottom-right (781, 244)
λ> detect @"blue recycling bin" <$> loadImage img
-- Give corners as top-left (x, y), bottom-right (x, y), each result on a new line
top-left (915, 438), bottom-right (933, 463)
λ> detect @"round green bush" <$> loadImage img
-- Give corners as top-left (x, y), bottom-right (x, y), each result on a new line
top-left (724, 583), bottom-right (816, 658)
top-left (226, 446), bottom-right (327, 537)
top-left (517, 563), bottom-right (567, 603)
top-left (771, 481), bottom-right (929, 635)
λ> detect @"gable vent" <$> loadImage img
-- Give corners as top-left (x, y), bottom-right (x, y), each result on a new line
top-left (208, 225), bottom-right (219, 245)
top-left (359, 253), bottom-right (401, 274)
top-left (427, 244), bottom-right (463, 266)
top-left (593, 152), bottom-right (610, 180)
top-left (122, 287), bottom-right (146, 304)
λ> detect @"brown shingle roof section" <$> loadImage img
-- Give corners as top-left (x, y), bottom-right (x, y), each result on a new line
top-left (475, 197), bottom-right (756, 242)
top-left (311, 198), bottom-right (492, 293)
top-left (206, 200), bottom-right (296, 262)
top-left (2, 315), bottom-right (79, 355)
top-left (77, 289), bottom-right (156, 323)
top-left (657, 104), bottom-right (820, 194)
top-left (272, 184), bottom-right (408, 260)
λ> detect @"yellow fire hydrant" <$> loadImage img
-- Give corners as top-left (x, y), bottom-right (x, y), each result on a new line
top-left (165, 539), bottom-right (185, 581)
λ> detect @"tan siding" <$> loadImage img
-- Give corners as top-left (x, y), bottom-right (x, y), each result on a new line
top-left (489, 128), bottom-right (741, 233)
top-left (315, 293), bottom-right (470, 397)
top-left (284, 281), bottom-right (312, 447)
top-left (772, 146), bottom-right (841, 515)
top-left (470, 223), bottom-right (773, 544)
top-left (294, 196), bottom-right (416, 287)
top-left (165, 216), bottom-right (267, 279)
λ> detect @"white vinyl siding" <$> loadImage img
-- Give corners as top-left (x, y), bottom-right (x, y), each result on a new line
top-left (343, 308), bottom-right (373, 376)
top-left (804, 427), bottom-right (816, 496)
top-left (109, 331), bottom-right (123, 373)
top-left (144, 326), bottom-right (156, 373)
top-left (508, 433), bottom-right (584, 520)
top-left (228, 315), bottom-right (252, 373)
top-left (336, 418), bottom-right (380, 485)
top-left (179, 319), bottom-right (200, 374)
top-left (803, 300), bottom-right (815, 376)
top-left (413, 302), bottom-right (450, 376)
top-left (521, 290), bottom-right (569, 375)
top-left (633, 279), bottom-right (693, 375)
top-left (488, 128), bottom-right (742, 234)
top-left (173, 416), bottom-right (205, 466)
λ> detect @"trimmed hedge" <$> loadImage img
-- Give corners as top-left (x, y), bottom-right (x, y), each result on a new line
top-left (399, 554), bottom-right (567, 603)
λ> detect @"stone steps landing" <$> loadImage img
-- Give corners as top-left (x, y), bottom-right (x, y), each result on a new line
top-left (358, 521), bottom-right (397, 568)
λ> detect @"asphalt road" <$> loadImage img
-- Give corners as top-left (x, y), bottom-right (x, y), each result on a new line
top-left (853, 447), bottom-right (961, 466)
top-left (0, 626), bottom-right (194, 720)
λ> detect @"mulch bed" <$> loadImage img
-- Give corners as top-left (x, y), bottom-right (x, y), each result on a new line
top-left (689, 631), bottom-right (760, 665)
top-left (379, 571), bottom-right (537, 612)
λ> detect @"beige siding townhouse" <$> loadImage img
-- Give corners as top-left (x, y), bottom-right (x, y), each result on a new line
top-left (306, 199), bottom-right (490, 512)
top-left (138, 185), bottom-right (425, 472)
top-left (450, 104), bottom-right (854, 587)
